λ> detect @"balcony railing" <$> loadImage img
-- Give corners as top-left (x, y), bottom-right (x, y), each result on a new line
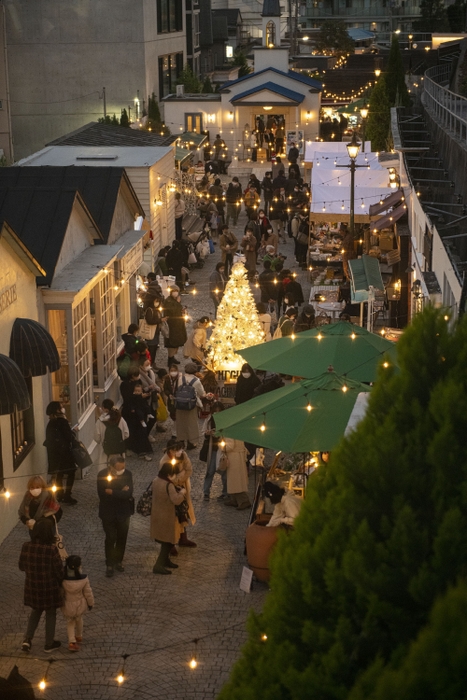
top-left (305, 4), bottom-right (419, 17)
top-left (424, 64), bottom-right (467, 145)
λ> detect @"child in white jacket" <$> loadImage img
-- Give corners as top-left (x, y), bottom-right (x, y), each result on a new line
top-left (61, 555), bottom-right (94, 652)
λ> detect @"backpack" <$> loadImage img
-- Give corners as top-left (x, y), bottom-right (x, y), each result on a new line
top-left (103, 422), bottom-right (125, 456)
top-left (273, 317), bottom-right (288, 340)
top-left (174, 376), bottom-right (198, 411)
top-left (117, 353), bottom-right (132, 379)
top-left (136, 482), bottom-right (153, 516)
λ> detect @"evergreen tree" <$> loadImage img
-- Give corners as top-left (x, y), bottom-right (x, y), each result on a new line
top-left (315, 20), bottom-right (355, 58)
top-left (202, 76), bottom-right (214, 93)
top-left (366, 75), bottom-right (391, 151)
top-left (111, 114), bottom-right (119, 125)
top-left (120, 108), bottom-right (130, 127)
top-left (219, 308), bottom-right (467, 700)
top-left (176, 64), bottom-right (203, 93)
top-left (447, 0), bottom-right (466, 31)
top-left (232, 49), bottom-right (252, 77)
top-left (414, 0), bottom-right (449, 31)
top-left (141, 93), bottom-right (171, 135)
top-left (385, 35), bottom-right (410, 108)
top-left (354, 582), bottom-right (467, 700)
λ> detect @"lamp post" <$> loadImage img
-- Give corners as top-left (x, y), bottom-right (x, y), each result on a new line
top-left (360, 106), bottom-right (368, 152)
top-left (346, 133), bottom-right (361, 242)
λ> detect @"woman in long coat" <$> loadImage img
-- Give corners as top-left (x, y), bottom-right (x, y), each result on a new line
top-left (221, 438), bottom-right (251, 510)
top-left (160, 439), bottom-right (196, 549)
top-left (18, 475), bottom-right (62, 539)
top-left (162, 287), bottom-right (187, 365)
top-left (150, 463), bottom-right (186, 575)
top-left (19, 519), bottom-right (64, 652)
top-left (44, 401), bottom-right (78, 504)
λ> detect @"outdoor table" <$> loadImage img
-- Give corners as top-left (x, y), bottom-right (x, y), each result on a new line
top-left (317, 301), bottom-right (345, 319)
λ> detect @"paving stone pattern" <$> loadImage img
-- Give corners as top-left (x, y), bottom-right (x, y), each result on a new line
top-left (0, 201), bottom-right (311, 699)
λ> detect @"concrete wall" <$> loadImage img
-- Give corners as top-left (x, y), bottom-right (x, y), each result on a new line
top-left (0, 4), bottom-right (13, 161)
top-left (4, 0), bottom-right (185, 159)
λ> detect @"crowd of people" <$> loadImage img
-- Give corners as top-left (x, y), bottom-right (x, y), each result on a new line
top-left (15, 145), bottom-right (315, 654)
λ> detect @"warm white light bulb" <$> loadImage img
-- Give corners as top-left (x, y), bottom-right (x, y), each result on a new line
top-left (189, 658), bottom-right (198, 669)
top-left (39, 680), bottom-right (46, 691)
top-left (117, 673), bottom-right (125, 684)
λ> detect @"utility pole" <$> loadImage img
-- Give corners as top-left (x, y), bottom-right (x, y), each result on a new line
top-left (103, 87), bottom-right (106, 118)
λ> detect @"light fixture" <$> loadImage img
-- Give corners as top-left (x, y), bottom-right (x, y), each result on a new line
top-left (263, 106), bottom-right (273, 111)
top-left (375, 68), bottom-right (381, 78)
top-left (228, 111), bottom-right (234, 120)
top-left (346, 132), bottom-right (361, 160)
top-left (360, 107), bottom-right (368, 119)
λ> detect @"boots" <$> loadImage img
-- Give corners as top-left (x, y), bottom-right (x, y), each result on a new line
top-left (170, 545), bottom-right (178, 557)
top-left (178, 531), bottom-right (197, 547)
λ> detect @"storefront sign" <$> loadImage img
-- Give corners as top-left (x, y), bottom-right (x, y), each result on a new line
top-left (0, 283), bottom-right (17, 315)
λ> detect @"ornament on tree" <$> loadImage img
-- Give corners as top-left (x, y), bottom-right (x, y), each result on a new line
top-left (207, 262), bottom-right (265, 372)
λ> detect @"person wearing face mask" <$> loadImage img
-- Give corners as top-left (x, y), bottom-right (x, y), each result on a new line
top-left (163, 364), bottom-right (181, 428)
top-left (209, 262), bottom-right (226, 317)
top-left (44, 401), bottom-right (78, 505)
top-left (150, 462), bottom-right (186, 574)
top-left (161, 285), bottom-right (187, 366)
top-left (241, 227), bottom-right (258, 278)
top-left (260, 224), bottom-right (278, 257)
top-left (235, 364), bottom-right (261, 405)
top-left (199, 402), bottom-right (228, 501)
top-left (18, 476), bottom-right (62, 539)
top-left (97, 455), bottom-right (134, 578)
top-left (183, 316), bottom-right (210, 368)
top-left (160, 439), bottom-right (196, 549)
top-left (294, 304), bottom-right (316, 333)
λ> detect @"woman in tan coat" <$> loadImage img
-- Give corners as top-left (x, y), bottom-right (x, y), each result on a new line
top-left (150, 463), bottom-right (186, 575)
top-left (160, 440), bottom-right (196, 549)
top-left (221, 438), bottom-right (251, 510)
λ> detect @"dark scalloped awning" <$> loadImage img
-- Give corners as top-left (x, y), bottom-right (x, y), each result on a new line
top-left (371, 204), bottom-right (407, 231)
top-left (368, 190), bottom-right (404, 216)
top-left (0, 354), bottom-right (30, 415)
top-left (9, 318), bottom-right (60, 378)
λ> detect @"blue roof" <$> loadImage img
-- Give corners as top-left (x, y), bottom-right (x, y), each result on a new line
top-left (231, 82), bottom-right (305, 105)
top-left (220, 67), bottom-right (322, 92)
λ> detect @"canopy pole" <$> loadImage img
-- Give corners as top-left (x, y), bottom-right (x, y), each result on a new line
top-left (360, 302), bottom-right (364, 327)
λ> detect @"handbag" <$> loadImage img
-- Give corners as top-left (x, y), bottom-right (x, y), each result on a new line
top-left (138, 318), bottom-right (155, 340)
top-left (217, 451), bottom-right (229, 472)
top-left (188, 252), bottom-right (197, 264)
top-left (159, 319), bottom-right (170, 339)
top-left (297, 232), bottom-right (309, 246)
top-left (71, 439), bottom-right (93, 469)
top-left (53, 516), bottom-right (68, 561)
top-left (167, 483), bottom-right (190, 523)
top-left (136, 482), bottom-right (153, 516)
top-left (156, 394), bottom-right (168, 423)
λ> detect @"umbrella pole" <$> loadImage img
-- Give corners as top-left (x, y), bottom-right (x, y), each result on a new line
top-left (360, 301), bottom-right (364, 327)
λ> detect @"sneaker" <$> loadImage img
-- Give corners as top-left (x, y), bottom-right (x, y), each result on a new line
top-left (21, 638), bottom-right (31, 652)
top-left (203, 494), bottom-right (210, 501)
top-left (76, 636), bottom-right (83, 643)
top-left (106, 566), bottom-right (114, 578)
top-left (68, 642), bottom-right (80, 652)
top-left (115, 563), bottom-right (125, 572)
top-left (44, 640), bottom-right (61, 653)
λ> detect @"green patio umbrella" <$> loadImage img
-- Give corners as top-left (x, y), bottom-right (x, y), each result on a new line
top-left (335, 98), bottom-right (367, 115)
top-left (214, 371), bottom-right (371, 453)
top-left (237, 321), bottom-right (397, 382)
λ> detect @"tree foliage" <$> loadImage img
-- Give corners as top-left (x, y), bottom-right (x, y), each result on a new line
top-left (120, 108), bottom-right (130, 127)
top-left (414, 0), bottom-right (449, 31)
top-left (447, 0), bottom-right (466, 31)
top-left (366, 75), bottom-right (391, 151)
top-left (98, 114), bottom-right (119, 125)
top-left (202, 76), bottom-right (214, 93)
top-left (232, 49), bottom-right (252, 77)
top-left (219, 308), bottom-right (467, 700)
top-left (385, 36), bottom-right (410, 108)
top-left (176, 64), bottom-right (203, 93)
top-left (141, 92), bottom-right (171, 135)
top-left (315, 20), bottom-right (355, 58)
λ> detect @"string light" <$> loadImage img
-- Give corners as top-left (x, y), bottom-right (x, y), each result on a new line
top-left (38, 660), bottom-right (54, 692)
top-left (116, 654), bottom-right (129, 684)
top-left (260, 415), bottom-right (266, 432)
top-left (189, 640), bottom-right (199, 669)
top-left (342, 385), bottom-right (348, 393)
top-left (306, 402), bottom-right (313, 412)
top-left (260, 633), bottom-right (268, 641)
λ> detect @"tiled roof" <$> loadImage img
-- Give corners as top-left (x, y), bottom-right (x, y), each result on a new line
top-left (47, 122), bottom-right (177, 147)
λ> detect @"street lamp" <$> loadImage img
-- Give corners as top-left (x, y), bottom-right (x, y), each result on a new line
top-left (360, 106), bottom-right (368, 152)
top-left (374, 68), bottom-right (381, 78)
top-left (346, 133), bottom-right (361, 241)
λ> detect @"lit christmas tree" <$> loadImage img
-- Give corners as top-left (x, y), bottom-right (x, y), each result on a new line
top-left (207, 262), bottom-right (265, 372)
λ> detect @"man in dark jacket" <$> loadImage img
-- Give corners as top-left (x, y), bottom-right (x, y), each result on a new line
top-left (294, 304), bottom-right (316, 333)
top-left (225, 176), bottom-right (243, 227)
top-left (97, 455), bottom-right (134, 577)
top-left (261, 171), bottom-right (274, 216)
top-left (288, 142), bottom-right (299, 165)
top-left (45, 402), bottom-right (78, 505)
top-left (258, 260), bottom-right (278, 304)
top-left (208, 178), bottom-right (225, 222)
top-left (272, 170), bottom-right (287, 191)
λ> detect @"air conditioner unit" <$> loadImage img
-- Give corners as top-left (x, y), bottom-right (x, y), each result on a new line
top-left (176, 84), bottom-right (185, 97)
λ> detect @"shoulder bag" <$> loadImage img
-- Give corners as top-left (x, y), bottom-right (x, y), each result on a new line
top-left (71, 438), bottom-right (93, 469)
top-left (136, 482), bottom-right (153, 517)
top-left (53, 515), bottom-right (68, 561)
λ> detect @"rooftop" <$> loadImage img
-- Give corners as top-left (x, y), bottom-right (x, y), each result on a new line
top-left (17, 145), bottom-right (174, 168)
top-left (47, 122), bottom-right (177, 148)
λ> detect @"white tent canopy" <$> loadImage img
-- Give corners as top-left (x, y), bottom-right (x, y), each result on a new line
top-left (311, 168), bottom-right (390, 188)
top-left (305, 141), bottom-right (372, 162)
top-left (310, 185), bottom-right (393, 217)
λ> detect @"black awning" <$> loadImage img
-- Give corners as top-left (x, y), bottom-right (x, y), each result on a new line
top-left (9, 318), bottom-right (60, 378)
top-left (368, 190), bottom-right (404, 217)
top-left (0, 354), bottom-right (30, 415)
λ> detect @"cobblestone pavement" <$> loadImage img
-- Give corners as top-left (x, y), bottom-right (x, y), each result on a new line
top-left (0, 201), bottom-right (311, 699)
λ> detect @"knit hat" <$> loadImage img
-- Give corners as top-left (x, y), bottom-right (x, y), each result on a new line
top-left (184, 362), bottom-right (198, 374)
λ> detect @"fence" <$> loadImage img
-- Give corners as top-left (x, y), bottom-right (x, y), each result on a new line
top-left (423, 64), bottom-right (467, 144)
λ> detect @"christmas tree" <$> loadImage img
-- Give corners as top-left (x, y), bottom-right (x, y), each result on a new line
top-left (207, 262), bottom-right (265, 372)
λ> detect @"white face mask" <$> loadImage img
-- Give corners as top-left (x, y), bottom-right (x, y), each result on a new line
top-left (115, 469), bottom-right (125, 476)
top-left (170, 372), bottom-right (178, 378)
top-left (175, 450), bottom-right (183, 457)
top-left (30, 488), bottom-right (42, 498)
top-left (259, 214), bottom-right (264, 218)
top-left (242, 372), bottom-right (251, 379)
top-left (61, 407), bottom-right (66, 414)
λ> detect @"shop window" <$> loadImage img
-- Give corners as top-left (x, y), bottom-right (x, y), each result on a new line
top-left (73, 299), bottom-right (92, 419)
top-left (48, 309), bottom-right (71, 421)
top-left (11, 377), bottom-right (35, 470)
top-left (100, 275), bottom-right (116, 383)
top-left (157, 0), bottom-right (183, 33)
top-left (185, 113), bottom-right (203, 132)
top-left (158, 52), bottom-right (184, 99)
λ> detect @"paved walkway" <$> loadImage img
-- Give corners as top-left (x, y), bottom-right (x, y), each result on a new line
top-left (0, 204), bottom-right (311, 699)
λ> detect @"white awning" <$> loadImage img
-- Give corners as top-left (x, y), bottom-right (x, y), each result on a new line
top-left (311, 168), bottom-right (390, 188)
top-left (310, 185), bottom-right (393, 217)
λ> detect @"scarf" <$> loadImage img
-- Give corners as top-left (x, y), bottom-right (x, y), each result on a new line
top-left (19, 489), bottom-right (60, 521)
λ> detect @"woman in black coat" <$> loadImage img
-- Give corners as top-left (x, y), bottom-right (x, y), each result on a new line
top-left (162, 287), bottom-right (188, 365)
top-left (44, 402), bottom-right (78, 504)
top-left (235, 364), bottom-right (261, 404)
